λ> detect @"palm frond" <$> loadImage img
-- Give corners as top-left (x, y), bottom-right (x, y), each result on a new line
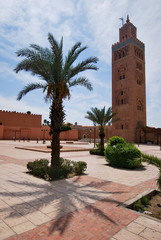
top-left (105, 107), bottom-right (119, 124)
top-left (15, 34), bottom-right (98, 109)
top-left (69, 77), bottom-right (93, 91)
top-left (14, 59), bottom-right (33, 73)
top-left (17, 83), bottom-right (45, 100)
top-left (15, 48), bottom-right (36, 58)
top-left (85, 106), bottom-right (119, 126)
top-left (48, 33), bottom-right (63, 83)
top-left (14, 56), bottom-right (52, 82)
top-left (67, 57), bottom-right (98, 81)
top-left (85, 107), bottom-right (101, 124)
top-left (63, 43), bottom-right (87, 79)
top-left (48, 33), bottom-right (60, 56)
top-left (30, 44), bottom-right (53, 62)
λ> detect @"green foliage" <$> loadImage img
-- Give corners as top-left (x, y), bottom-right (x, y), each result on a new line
top-left (27, 159), bottom-right (49, 178)
top-left (142, 153), bottom-right (161, 190)
top-left (132, 199), bottom-right (143, 212)
top-left (27, 158), bottom-right (87, 180)
top-left (142, 153), bottom-right (161, 168)
top-left (72, 161), bottom-right (87, 175)
top-left (132, 196), bottom-right (150, 212)
top-left (107, 136), bottom-right (126, 146)
top-left (141, 196), bottom-right (150, 206)
top-left (61, 124), bottom-right (71, 131)
top-left (89, 142), bottom-right (105, 156)
top-left (157, 171), bottom-right (161, 191)
top-left (15, 33), bottom-right (98, 169)
top-left (90, 148), bottom-right (105, 156)
top-left (85, 107), bottom-right (119, 154)
top-left (105, 137), bottom-right (142, 169)
top-left (48, 158), bottom-right (73, 180)
top-left (85, 106), bottom-right (118, 126)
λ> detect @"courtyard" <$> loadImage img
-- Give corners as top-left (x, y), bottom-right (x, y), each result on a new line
top-left (0, 141), bottom-right (161, 239)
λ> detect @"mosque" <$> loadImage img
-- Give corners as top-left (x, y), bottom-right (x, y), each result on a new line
top-left (0, 16), bottom-right (161, 144)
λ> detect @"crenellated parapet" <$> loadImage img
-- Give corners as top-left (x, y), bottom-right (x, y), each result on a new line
top-left (0, 110), bottom-right (42, 128)
top-left (0, 110), bottom-right (40, 116)
top-left (112, 37), bottom-right (145, 52)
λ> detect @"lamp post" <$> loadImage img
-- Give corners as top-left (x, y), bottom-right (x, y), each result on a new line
top-left (90, 128), bottom-right (92, 143)
top-left (94, 124), bottom-right (96, 148)
top-left (137, 129), bottom-right (140, 147)
top-left (13, 130), bottom-right (19, 141)
top-left (41, 129), bottom-right (47, 144)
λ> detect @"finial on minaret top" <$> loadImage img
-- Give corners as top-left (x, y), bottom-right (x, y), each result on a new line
top-left (126, 14), bottom-right (130, 23)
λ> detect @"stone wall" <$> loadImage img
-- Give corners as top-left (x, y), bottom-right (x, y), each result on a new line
top-left (0, 110), bottom-right (41, 128)
top-left (0, 125), bottom-right (4, 140)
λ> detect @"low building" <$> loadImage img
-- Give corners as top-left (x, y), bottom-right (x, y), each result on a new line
top-left (0, 110), bottom-right (112, 142)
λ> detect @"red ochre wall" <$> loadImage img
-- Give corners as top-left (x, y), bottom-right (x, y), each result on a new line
top-left (3, 126), bottom-right (42, 140)
top-left (0, 110), bottom-right (41, 128)
top-left (1, 125), bottom-right (78, 141)
top-left (0, 125), bottom-right (4, 140)
top-left (0, 110), bottom-right (109, 141)
top-left (40, 127), bottom-right (78, 141)
top-left (0, 110), bottom-right (79, 140)
top-left (60, 130), bottom-right (78, 140)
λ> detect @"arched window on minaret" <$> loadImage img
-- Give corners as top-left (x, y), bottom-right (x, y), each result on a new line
top-left (116, 91), bottom-right (128, 105)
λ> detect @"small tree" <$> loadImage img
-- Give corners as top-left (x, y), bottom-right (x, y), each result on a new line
top-left (43, 119), bottom-right (50, 126)
top-left (85, 107), bottom-right (119, 153)
top-left (14, 33), bottom-right (98, 173)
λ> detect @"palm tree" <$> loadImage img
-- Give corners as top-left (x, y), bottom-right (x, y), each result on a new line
top-left (85, 107), bottom-right (118, 153)
top-left (14, 33), bottom-right (98, 169)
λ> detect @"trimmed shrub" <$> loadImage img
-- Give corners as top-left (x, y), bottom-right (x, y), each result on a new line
top-left (90, 148), bottom-right (105, 156)
top-left (72, 161), bottom-right (87, 175)
top-left (48, 159), bottom-right (73, 180)
top-left (89, 142), bottom-right (105, 156)
top-left (27, 159), bottom-right (49, 178)
top-left (105, 137), bottom-right (142, 169)
top-left (50, 158), bottom-right (73, 180)
top-left (107, 136), bottom-right (126, 147)
top-left (27, 158), bottom-right (87, 180)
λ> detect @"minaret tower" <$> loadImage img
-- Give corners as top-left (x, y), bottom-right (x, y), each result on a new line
top-left (112, 16), bottom-right (146, 142)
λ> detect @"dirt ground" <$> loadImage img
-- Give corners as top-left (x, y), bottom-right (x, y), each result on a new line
top-left (146, 192), bottom-right (161, 220)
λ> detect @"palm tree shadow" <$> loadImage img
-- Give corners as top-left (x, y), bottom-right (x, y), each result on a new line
top-left (1, 177), bottom-right (128, 236)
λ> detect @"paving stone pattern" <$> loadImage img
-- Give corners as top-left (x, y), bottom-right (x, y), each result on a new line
top-left (0, 142), bottom-right (161, 239)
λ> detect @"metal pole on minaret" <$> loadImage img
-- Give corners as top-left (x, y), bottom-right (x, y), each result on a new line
top-left (119, 17), bottom-right (124, 26)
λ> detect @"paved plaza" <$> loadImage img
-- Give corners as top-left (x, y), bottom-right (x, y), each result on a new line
top-left (0, 140), bottom-right (161, 239)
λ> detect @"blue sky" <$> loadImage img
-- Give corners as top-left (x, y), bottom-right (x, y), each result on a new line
top-left (0, 0), bottom-right (161, 127)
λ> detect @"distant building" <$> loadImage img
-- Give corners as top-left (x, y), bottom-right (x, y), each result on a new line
top-left (0, 110), bottom-right (112, 142)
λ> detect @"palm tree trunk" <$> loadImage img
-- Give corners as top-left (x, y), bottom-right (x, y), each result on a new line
top-left (99, 126), bottom-right (105, 153)
top-left (49, 97), bottom-right (65, 168)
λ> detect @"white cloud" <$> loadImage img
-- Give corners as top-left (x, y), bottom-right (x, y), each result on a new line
top-left (0, 61), bottom-right (43, 85)
top-left (0, 0), bottom-right (161, 127)
top-left (64, 90), bottom-right (111, 125)
top-left (0, 94), bottom-right (49, 121)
